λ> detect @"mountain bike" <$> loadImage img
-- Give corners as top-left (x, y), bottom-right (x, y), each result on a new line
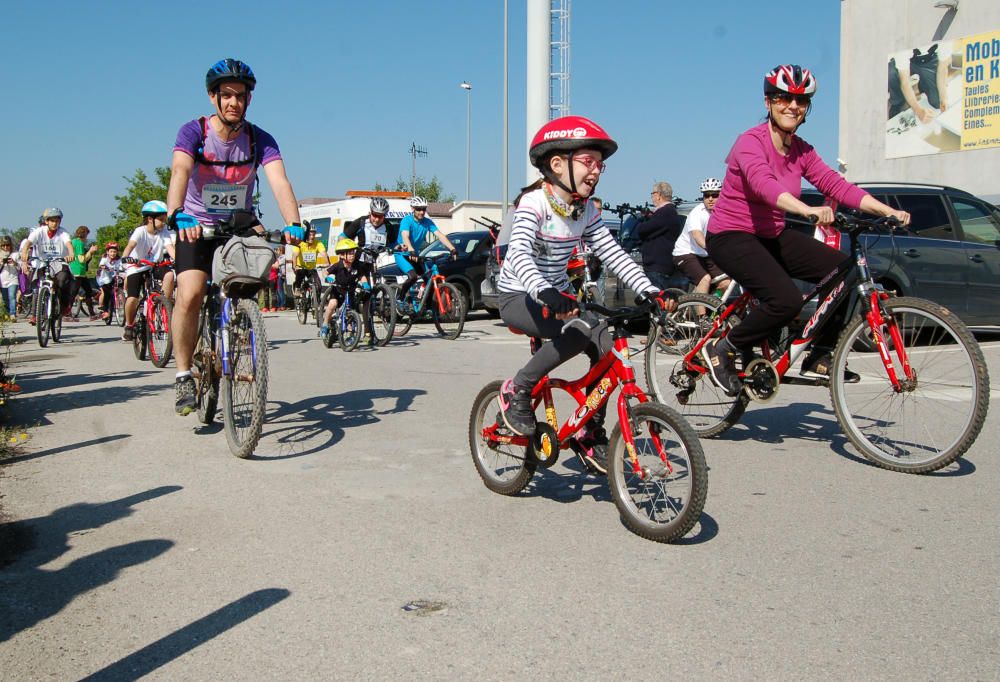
top-left (358, 245), bottom-right (397, 346)
top-left (294, 270), bottom-right (321, 325)
top-left (392, 253), bottom-right (465, 340)
top-left (644, 212), bottom-right (990, 474)
top-left (122, 258), bottom-right (174, 368)
top-left (189, 213), bottom-right (280, 459)
top-left (319, 282), bottom-right (363, 352)
top-left (31, 257), bottom-right (66, 348)
top-left (114, 274), bottom-right (127, 327)
top-left (469, 298), bottom-right (707, 543)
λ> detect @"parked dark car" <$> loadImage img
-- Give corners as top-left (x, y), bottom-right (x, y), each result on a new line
top-left (791, 183), bottom-right (1000, 328)
top-left (378, 230), bottom-right (493, 312)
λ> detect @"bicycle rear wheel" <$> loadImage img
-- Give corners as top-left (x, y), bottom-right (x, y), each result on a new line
top-left (646, 293), bottom-right (748, 438)
top-left (607, 402), bottom-right (708, 543)
top-left (193, 312), bottom-right (218, 424)
top-left (148, 297), bottom-right (173, 368)
top-left (36, 288), bottom-right (51, 347)
top-left (51, 306), bottom-right (62, 342)
top-left (469, 380), bottom-right (536, 494)
top-left (432, 282), bottom-right (465, 340)
top-left (368, 284), bottom-right (397, 346)
top-left (830, 296), bottom-right (990, 473)
top-left (132, 311), bottom-right (148, 360)
top-left (338, 309), bottom-right (363, 352)
top-left (221, 299), bottom-right (269, 458)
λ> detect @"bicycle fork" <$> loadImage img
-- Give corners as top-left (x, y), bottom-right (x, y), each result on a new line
top-left (864, 291), bottom-right (915, 391)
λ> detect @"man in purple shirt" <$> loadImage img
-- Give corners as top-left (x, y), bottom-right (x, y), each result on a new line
top-left (166, 58), bottom-right (303, 415)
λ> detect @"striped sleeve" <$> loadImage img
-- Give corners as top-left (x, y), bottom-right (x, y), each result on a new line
top-left (500, 204), bottom-right (551, 296)
top-left (584, 220), bottom-right (657, 295)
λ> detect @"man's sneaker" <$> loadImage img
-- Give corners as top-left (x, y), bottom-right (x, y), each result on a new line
top-left (577, 425), bottom-right (609, 475)
top-left (319, 324), bottom-right (330, 338)
top-left (122, 325), bottom-right (135, 342)
top-left (701, 337), bottom-right (742, 396)
top-left (498, 378), bottom-right (536, 436)
top-left (175, 375), bottom-right (196, 416)
top-left (801, 350), bottom-right (861, 384)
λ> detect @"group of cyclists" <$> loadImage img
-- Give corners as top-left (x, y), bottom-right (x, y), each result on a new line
top-left (17, 58), bottom-right (918, 471)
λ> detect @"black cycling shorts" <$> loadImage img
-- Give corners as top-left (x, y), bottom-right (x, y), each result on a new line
top-left (174, 236), bottom-right (223, 276)
top-left (125, 266), bottom-right (171, 298)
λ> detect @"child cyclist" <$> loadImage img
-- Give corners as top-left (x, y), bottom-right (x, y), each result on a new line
top-left (497, 115), bottom-right (674, 473)
top-left (319, 238), bottom-right (369, 339)
top-left (96, 242), bottom-right (122, 320)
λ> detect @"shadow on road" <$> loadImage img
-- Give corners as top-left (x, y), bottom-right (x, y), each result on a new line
top-left (12, 383), bottom-right (171, 420)
top-left (252, 388), bottom-right (426, 460)
top-left (13, 369), bottom-right (158, 394)
top-left (80, 588), bottom-right (291, 681)
top-left (522, 456), bottom-right (613, 504)
top-left (1, 434), bottom-right (132, 465)
top-left (0, 485), bottom-right (181, 643)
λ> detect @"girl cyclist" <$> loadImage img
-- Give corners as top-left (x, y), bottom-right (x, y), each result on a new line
top-left (702, 64), bottom-right (910, 395)
top-left (496, 115), bottom-right (671, 473)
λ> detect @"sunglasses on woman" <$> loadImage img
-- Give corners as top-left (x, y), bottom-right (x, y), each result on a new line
top-left (770, 93), bottom-right (812, 107)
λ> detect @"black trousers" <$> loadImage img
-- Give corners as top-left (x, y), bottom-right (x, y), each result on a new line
top-left (706, 229), bottom-right (850, 350)
top-left (70, 275), bottom-right (97, 314)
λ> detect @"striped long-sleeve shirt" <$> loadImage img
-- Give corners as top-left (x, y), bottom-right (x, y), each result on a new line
top-left (497, 188), bottom-right (656, 299)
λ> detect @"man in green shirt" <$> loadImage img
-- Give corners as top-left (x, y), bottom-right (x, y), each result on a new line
top-left (69, 225), bottom-right (99, 320)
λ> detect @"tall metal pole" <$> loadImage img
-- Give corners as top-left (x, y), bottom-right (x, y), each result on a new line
top-left (461, 82), bottom-right (472, 201)
top-left (502, 0), bottom-right (509, 218)
top-left (526, 0), bottom-right (551, 184)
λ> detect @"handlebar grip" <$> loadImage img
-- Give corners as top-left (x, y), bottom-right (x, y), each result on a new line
top-left (808, 214), bottom-right (819, 224)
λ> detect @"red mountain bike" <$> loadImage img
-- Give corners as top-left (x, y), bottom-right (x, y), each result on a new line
top-left (644, 213), bottom-right (990, 473)
top-left (470, 298), bottom-right (707, 543)
top-left (124, 258), bottom-right (174, 368)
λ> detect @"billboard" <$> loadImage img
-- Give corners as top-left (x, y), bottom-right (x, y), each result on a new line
top-left (886, 29), bottom-right (1000, 158)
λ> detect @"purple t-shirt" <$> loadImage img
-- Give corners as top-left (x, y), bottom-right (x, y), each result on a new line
top-left (707, 122), bottom-right (868, 239)
top-left (173, 118), bottom-right (282, 225)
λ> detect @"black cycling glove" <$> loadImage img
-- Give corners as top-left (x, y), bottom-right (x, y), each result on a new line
top-left (537, 287), bottom-right (578, 316)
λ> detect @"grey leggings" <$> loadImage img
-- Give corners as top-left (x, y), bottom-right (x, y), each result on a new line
top-left (499, 292), bottom-right (612, 389)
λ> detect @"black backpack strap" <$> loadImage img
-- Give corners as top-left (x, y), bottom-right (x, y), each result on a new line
top-left (193, 116), bottom-right (257, 168)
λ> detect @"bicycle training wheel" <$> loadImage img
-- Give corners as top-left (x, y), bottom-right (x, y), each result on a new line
top-left (369, 284), bottom-right (397, 346)
top-left (36, 288), bottom-right (51, 347)
top-left (607, 402), bottom-right (708, 543)
top-left (339, 309), bottom-right (363, 352)
top-left (468, 380), bottom-right (536, 495)
top-left (646, 293), bottom-right (748, 438)
top-left (148, 297), bottom-right (173, 368)
top-left (432, 282), bottom-right (465, 340)
top-left (830, 296), bottom-right (990, 473)
top-left (221, 299), bottom-right (269, 459)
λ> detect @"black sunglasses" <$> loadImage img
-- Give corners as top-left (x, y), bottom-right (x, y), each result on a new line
top-left (702, 192), bottom-right (720, 199)
top-left (770, 93), bottom-right (812, 106)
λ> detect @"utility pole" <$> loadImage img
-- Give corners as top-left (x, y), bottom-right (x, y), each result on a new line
top-left (409, 143), bottom-right (428, 196)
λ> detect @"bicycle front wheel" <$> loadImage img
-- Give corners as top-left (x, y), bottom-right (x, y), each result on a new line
top-left (339, 309), bottom-right (363, 352)
top-left (432, 282), bottom-right (465, 340)
top-left (831, 296), bottom-right (990, 473)
top-left (468, 380), bottom-right (536, 494)
top-left (132, 312), bottom-right (148, 360)
top-left (221, 299), bottom-right (269, 458)
top-left (116, 288), bottom-right (126, 327)
top-left (295, 292), bottom-right (308, 324)
top-left (368, 284), bottom-right (397, 346)
top-left (646, 293), bottom-right (748, 438)
top-left (148, 297), bottom-right (173, 368)
top-left (608, 402), bottom-right (708, 543)
top-left (36, 288), bottom-right (51, 347)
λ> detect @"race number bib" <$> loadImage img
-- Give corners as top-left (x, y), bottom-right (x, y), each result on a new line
top-left (202, 184), bottom-right (248, 214)
top-left (366, 228), bottom-right (387, 247)
top-left (41, 243), bottom-right (61, 256)
top-left (302, 251), bottom-right (317, 263)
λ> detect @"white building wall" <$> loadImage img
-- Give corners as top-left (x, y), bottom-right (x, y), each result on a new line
top-left (839, 0), bottom-right (1000, 202)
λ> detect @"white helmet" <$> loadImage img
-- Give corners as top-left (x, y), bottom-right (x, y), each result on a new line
top-left (699, 178), bottom-right (722, 193)
top-left (409, 196), bottom-right (428, 209)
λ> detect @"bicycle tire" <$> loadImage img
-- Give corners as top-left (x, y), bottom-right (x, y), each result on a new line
top-left (432, 282), bottom-right (465, 340)
top-left (194, 309), bottom-right (218, 425)
top-left (72, 293), bottom-right (84, 319)
top-left (51, 307), bottom-right (61, 343)
top-left (295, 292), bottom-right (308, 325)
top-left (36, 287), bottom-right (51, 348)
top-left (116, 287), bottom-right (126, 327)
top-left (132, 310), bottom-right (148, 360)
top-left (148, 297), bottom-right (173, 368)
top-left (221, 299), bottom-right (269, 459)
top-left (322, 323), bottom-right (336, 348)
top-left (311, 285), bottom-right (322, 328)
top-left (607, 402), bottom-right (708, 543)
top-left (645, 293), bottom-right (748, 438)
top-left (369, 284), bottom-right (397, 346)
top-left (468, 380), bottom-right (536, 494)
top-left (830, 296), bottom-right (990, 473)
top-left (339, 309), bottom-right (363, 352)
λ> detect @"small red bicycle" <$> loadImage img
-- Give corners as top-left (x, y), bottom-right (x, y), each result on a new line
top-left (469, 298), bottom-right (707, 543)
top-left (124, 258), bottom-right (174, 368)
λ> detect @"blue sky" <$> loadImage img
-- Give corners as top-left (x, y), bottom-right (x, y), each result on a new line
top-left (0, 0), bottom-right (842, 231)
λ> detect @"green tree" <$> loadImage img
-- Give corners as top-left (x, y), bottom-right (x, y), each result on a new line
top-left (375, 176), bottom-right (456, 204)
top-left (95, 167), bottom-right (171, 273)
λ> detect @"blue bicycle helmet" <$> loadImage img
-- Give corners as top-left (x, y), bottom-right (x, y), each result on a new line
top-left (141, 200), bottom-right (168, 216)
top-left (206, 58), bottom-right (256, 92)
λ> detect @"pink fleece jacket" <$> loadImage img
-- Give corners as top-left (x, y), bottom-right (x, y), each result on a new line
top-left (707, 122), bottom-right (869, 239)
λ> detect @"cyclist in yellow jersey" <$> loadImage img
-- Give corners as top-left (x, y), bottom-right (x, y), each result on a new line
top-left (290, 227), bottom-right (329, 294)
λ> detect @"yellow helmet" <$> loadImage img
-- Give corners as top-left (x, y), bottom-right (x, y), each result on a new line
top-left (334, 237), bottom-right (359, 254)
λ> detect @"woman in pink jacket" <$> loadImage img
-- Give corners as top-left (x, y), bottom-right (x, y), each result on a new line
top-left (701, 64), bottom-right (910, 396)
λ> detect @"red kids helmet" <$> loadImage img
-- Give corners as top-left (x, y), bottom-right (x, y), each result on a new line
top-left (529, 115), bottom-right (618, 169)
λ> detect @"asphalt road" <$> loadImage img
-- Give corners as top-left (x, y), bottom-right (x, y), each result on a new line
top-left (1, 311), bottom-right (998, 679)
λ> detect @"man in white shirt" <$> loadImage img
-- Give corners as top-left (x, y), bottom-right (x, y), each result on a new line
top-left (20, 207), bottom-right (74, 324)
top-left (672, 178), bottom-right (731, 301)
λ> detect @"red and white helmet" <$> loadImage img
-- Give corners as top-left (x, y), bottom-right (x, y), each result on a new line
top-left (764, 64), bottom-right (817, 96)
top-left (529, 115), bottom-right (618, 168)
